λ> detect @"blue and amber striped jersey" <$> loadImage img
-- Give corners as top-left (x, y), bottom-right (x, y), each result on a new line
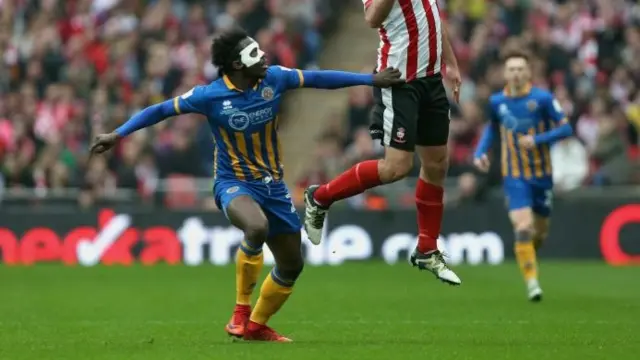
top-left (173, 66), bottom-right (306, 182)
top-left (475, 85), bottom-right (572, 187)
top-left (115, 65), bottom-right (375, 181)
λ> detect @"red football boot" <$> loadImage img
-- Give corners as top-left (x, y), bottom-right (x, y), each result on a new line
top-left (224, 304), bottom-right (251, 338)
top-left (243, 321), bottom-right (292, 342)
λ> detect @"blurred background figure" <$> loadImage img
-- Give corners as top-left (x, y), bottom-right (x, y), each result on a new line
top-left (551, 137), bottom-right (589, 193)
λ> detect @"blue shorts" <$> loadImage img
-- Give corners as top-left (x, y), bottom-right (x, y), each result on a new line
top-left (214, 178), bottom-right (301, 237)
top-left (503, 178), bottom-right (552, 217)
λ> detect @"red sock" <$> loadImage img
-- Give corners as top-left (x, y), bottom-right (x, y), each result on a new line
top-left (314, 160), bottom-right (382, 206)
top-left (416, 178), bottom-right (444, 253)
top-left (234, 304), bottom-right (251, 314)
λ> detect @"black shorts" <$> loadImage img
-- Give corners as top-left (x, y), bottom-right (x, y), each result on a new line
top-left (370, 74), bottom-right (450, 150)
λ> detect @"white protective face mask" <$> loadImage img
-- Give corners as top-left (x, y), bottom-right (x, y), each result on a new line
top-left (238, 39), bottom-right (265, 68)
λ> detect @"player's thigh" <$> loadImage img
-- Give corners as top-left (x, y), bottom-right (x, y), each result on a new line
top-left (370, 83), bottom-right (419, 152)
top-left (261, 183), bottom-right (302, 239)
top-left (531, 187), bottom-right (553, 218)
top-left (215, 181), bottom-right (268, 234)
top-left (504, 179), bottom-right (535, 230)
top-left (416, 75), bottom-right (451, 147)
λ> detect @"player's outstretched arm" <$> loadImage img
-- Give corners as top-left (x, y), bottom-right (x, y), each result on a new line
top-left (89, 100), bottom-right (179, 155)
top-left (90, 87), bottom-right (205, 155)
top-left (284, 67), bottom-right (403, 90)
top-left (115, 100), bottom-right (179, 138)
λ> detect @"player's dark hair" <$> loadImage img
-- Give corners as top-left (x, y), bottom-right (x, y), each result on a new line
top-left (501, 48), bottom-right (531, 63)
top-left (211, 27), bottom-right (249, 76)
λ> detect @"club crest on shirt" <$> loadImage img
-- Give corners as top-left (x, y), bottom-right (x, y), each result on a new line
top-left (261, 86), bottom-right (274, 100)
top-left (226, 186), bottom-right (240, 194)
top-left (527, 100), bottom-right (538, 112)
top-left (394, 127), bottom-right (407, 144)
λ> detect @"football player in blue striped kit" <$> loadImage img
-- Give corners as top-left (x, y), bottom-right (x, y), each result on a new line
top-left (473, 48), bottom-right (573, 302)
top-left (89, 27), bottom-right (403, 342)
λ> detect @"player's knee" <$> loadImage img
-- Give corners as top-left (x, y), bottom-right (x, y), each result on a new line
top-left (244, 220), bottom-right (269, 243)
top-left (420, 152), bottom-right (448, 182)
top-left (420, 162), bottom-right (448, 185)
top-left (277, 260), bottom-right (304, 283)
top-left (379, 156), bottom-right (413, 183)
top-left (514, 227), bottom-right (534, 243)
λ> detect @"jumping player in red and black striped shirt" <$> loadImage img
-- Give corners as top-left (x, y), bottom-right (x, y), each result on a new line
top-left (304, 0), bottom-right (462, 285)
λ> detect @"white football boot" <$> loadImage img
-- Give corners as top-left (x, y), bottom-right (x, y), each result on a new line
top-left (303, 185), bottom-right (328, 245)
top-left (410, 249), bottom-right (462, 285)
top-left (527, 279), bottom-right (543, 302)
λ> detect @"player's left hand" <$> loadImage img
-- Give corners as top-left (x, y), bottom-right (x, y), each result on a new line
top-left (518, 135), bottom-right (536, 149)
top-left (90, 133), bottom-right (120, 155)
top-left (444, 65), bottom-right (462, 103)
top-left (373, 67), bottom-right (405, 88)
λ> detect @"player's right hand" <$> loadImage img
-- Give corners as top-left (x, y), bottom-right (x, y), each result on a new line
top-left (373, 67), bottom-right (405, 88)
top-left (90, 133), bottom-right (120, 155)
top-left (473, 154), bottom-right (490, 173)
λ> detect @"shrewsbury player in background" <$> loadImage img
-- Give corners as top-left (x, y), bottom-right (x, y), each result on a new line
top-left (473, 49), bottom-right (573, 302)
top-left (90, 27), bottom-right (403, 342)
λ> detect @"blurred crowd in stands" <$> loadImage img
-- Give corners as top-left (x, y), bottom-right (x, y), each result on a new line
top-left (0, 0), bottom-right (341, 208)
top-left (2, 0), bottom-right (640, 210)
top-left (297, 0), bottom-right (640, 209)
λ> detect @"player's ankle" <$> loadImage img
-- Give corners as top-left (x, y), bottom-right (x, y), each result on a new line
top-left (234, 304), bottom-right (251, 311)
top-left (312, 186), bottom-right (331, 207)
top-left (417, 235), bottom-right (437, 253)
top-left (247, 320), bottom-right (265, 331)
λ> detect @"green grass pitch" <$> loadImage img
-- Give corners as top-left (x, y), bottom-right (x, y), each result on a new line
top-left (1, 262), bottom-right (639, 360)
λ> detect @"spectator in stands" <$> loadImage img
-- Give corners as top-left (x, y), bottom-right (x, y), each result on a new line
top-left (294, 0), bottom-right (640, 209)
top-left (1, 0), bottom-right (343, 209)
top-left (3, 0), bottom-right (640, 210)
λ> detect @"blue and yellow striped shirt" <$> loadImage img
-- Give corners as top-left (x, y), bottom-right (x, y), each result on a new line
top-left (174, 66), bottom-right (306, 182)
top-left (475, 85), bottom-right (573, 187)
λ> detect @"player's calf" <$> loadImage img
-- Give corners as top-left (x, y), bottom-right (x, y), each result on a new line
top-left (532, 215), bottom-right (550, 250)
top-left (377, 153), bottom-right (413, 183)
top-left (245, 265), bottom-right (302, 342)
top-left (513, 226), bottom-right (542, 302)
top-left (410, 147), bottom-right (460, 285)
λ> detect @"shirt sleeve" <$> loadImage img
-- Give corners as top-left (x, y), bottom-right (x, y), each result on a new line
top-left (543, 93), bottom-right (568, 124)
top-left (268, 65), bottom-right (305, 92)
top-left (115, 86), bottom-right (209, 137)
top-left (474, 101), bottom-right (500, 158)
top-left (174, 86), bottom-right (209, 115)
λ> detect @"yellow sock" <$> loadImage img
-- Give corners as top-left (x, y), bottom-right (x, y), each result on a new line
top-left (514, 242), bottom-right (538, 282)
top-left (236, 241), bottom-right (264, 306)
top-left (250, 270), bottom-right (294, 325)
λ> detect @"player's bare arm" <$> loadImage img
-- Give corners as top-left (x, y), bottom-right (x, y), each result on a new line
top-left (363, 0), bottom-right (395, 28)
top-left (442, 24), bottom-right (461, 103)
